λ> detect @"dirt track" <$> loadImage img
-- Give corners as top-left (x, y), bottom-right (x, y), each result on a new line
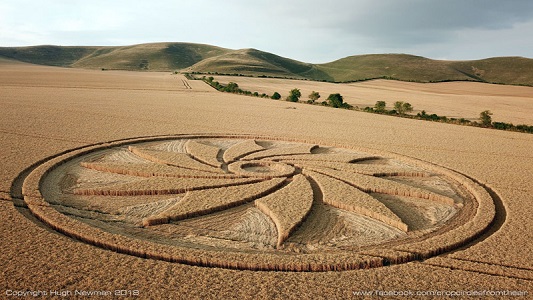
top-left (1, 60), bottom-right (532, 298)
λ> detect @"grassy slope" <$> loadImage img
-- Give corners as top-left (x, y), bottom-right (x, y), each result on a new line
top-left (188, 48), bottom-right (332, 80)
top-left (316, 54), bottom-right (472, 82)
top-left (449, 57), bottom-right (533, 85)
top-left (0, 45), bottom-right (98, 67)
top-left (0, 43), bottom-right (231, 71)
top-left (317, 55), bottom-right (533, 85)
top-left (72, 43), bottom-right (231, 71)
top-left (0, 43), bottom-right (531, 85)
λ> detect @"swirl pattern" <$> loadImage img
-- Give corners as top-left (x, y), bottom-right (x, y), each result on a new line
top-left (44, 137), bottom-right (465, 253)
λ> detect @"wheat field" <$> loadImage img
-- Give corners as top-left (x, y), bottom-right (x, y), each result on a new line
top-left (1, 58), bottom-right (532, 298)
top-left (214, 75), bottom-right (533, 125)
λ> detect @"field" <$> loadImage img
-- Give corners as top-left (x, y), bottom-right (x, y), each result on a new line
top-left (213, 75), bottom-right (533, 125)
top-left (1, 58), bottom-right (532, 298)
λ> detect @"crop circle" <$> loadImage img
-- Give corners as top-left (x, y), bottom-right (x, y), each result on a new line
top-left (23, 134), bottom-right (495, 271)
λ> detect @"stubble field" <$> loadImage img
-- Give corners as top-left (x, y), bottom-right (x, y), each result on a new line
top-left (214, 75), bottom-right (533, 125)
top-left (1, 58), bottom-right (532, 298)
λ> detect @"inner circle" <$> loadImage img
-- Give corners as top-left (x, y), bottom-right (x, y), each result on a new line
top-left (243, 163), bottom-right (274, 173)
top-left (227, 160), bottom-right (296, 178)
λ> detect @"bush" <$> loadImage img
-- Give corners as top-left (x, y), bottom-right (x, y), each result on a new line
top-left (308, 91), bottom-right (320, 103)
top-left (327, 93), bottom-right (344, 108)
top-left (394, 101), bottom-right (413, 115)
top-left (211, 81), bottom-right (221, 89)
top-left (374, 101), bottom-right (386, 113)
top-left (223, 82), bottom-right (239, 93)
top-left (493, 122), bottom-right (514, 130)
top-left (286, 88), bottom-right (301, 102)
top-left (271, 92), bottom-right (281, 100)
top-left (516, 125), bottom-right (533, 133)
top-left (479, 110), bottom-right (493, 127)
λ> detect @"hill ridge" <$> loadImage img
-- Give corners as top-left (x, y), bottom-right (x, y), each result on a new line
top-left (1, 43), bottom-right (532, 85)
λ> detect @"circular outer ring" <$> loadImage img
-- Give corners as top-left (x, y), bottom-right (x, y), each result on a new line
top-left (22, 134), bottom-right (496, 272)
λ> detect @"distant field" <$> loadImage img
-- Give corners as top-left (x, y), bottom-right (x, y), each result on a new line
top-left (213, 75), bottom-right (533, 125)
top-left (1, 60), bottom-right (532, 298)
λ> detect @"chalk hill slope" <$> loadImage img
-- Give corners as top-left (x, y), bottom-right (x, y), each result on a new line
top-left (1, 43), bottom-right (532, 85)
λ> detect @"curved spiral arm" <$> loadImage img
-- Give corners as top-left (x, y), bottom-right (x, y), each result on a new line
top-left (75, 139), bottom-right (457, 248)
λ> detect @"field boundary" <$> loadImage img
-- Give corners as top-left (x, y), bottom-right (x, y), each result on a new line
top-left (423, 259), bottom-right (533, 281)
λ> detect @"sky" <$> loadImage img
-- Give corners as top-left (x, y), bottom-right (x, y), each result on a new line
top-left (1, 0), bottom-right (533, 63)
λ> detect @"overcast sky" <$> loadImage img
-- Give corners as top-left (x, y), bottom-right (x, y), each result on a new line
top-left (1, 0), bottom-right (532, 63)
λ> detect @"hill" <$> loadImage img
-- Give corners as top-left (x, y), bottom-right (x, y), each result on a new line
top-left (72, 43), bottom-right (231, 70)
top-left (0, 45), bottom-right (98, 67)
top-left (316, 54), bottom-right (471, 82)
top-left (187, 48), bottom-right (332, 80)
top-left (0, 43), bottom-right (230, 71)
top-left (448, 57), bottom-right (533, 86)
top-left (1, 43), bottom-right (532, 85)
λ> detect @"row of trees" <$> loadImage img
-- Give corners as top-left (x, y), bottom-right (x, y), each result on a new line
top-left (365, 100), bottom-right (413, 115)
top-left (200, 76), bottom-right (533, 134)
top-left (477, 110), bottom-right (533, 133)
top-left (203, 77), bottom-right (274, 99)
top-left (285, 89), bottom-right (352, 108)
top-left (369, 101), bottom-right (533, 133)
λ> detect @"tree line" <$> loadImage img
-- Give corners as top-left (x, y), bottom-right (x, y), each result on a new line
top-left (195, 74), bottom-right (533, 134)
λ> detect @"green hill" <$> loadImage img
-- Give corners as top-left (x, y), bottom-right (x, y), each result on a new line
top-left (1, 43), bottom-right (532, 85)
top-left (187, 48), bottom-right (332, 80)
top-left (0, 45), bottom-right (98, 67)
top-left (0, 43), bottom-right (230, 71)
top-left (72, 43), bottom-right (230, 70)
top-left (316, 54), bottom-right (472, 82)
top-left (448, 57), bottom-right (533, 85)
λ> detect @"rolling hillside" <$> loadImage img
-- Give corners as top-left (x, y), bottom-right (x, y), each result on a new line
top-left (0, 43), bottom-right (231, 71)
top-left (316, 54), bottom-right (472, 82)
top-left (187, 48), bottom-right (332, 80)
top-left (1, 43), bottom-right (532, 85)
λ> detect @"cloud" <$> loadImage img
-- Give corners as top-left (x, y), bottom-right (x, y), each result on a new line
top-left (189, 0), bottom-right (533, 61)
top-left (267, 0), bottom-right (533, 46)
top-left (1, 0), bottom-right (533, 61)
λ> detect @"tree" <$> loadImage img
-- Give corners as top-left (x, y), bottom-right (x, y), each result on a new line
top-left (394, 101), bottom-right (413, 115)
top-left (417, 110), bottom-right (428, 118)
top-left (211, 81), bottom-right (221, 90)
top-left (271, 92), bottom-right (281, 100)
top-left (286, 88), bottom-right (301, 102)
top-left (374, 101), bottom-right (386, 113)
top-left (308, 91), bottom-right (321, 103)
top-left (393, 101), bottom-right (404, 113)
top-left (402, 102), bottom-right (413, 114)
top-left (224, 82), bottom-right (239, 93)
top-left (327, 93), bottom-right (344, 108)
top-left (479, 110), bottom-right (493, 127)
